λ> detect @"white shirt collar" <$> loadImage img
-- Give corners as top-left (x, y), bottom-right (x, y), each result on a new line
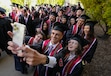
top-left (49, 41), bottom-right (59, 49)
top-left (68, 53), bottom-right (76, 61)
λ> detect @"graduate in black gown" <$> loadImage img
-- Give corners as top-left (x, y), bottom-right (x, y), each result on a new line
top-left (81, 21), bottom-right (98, 64)
top-left (33, 22), bottom-right (68, 76)
top-left (7, 26), bottom-right (89, 76)
top-left (66, 14), bottom-right (90, 42)
top-left (0, 7), bottom-right (12, 55)
top-left (54, 35), bottom-right (89, 76)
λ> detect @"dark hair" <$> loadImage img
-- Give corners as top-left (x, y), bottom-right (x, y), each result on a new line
top-left (36, 31), bottom-right (46, 40)
top-left (75, 42), bottom-right (82, 55)
top-left (65, 42), bottom-right (82, 56)
top-left (32, 11), bottom-right (40, 18)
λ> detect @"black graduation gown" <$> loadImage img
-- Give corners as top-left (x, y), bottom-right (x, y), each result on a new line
top-left (66, 25), bottom-right (73, 42)
top-left (82, 38), bottom-right (98, 63)
top-left (18, 14), bottom-right (33, 36)
top-left (13, 54), bottom-right (28, 74)
top-left (32, 18), bottom-right (42, 36)
top-left (67, 62), bottom-right (83, 76)
top-left (0, 17), bottom-right (12, 54)
top-left (55, 49), bottom-right (83, 76)
top-left (13, 36), bottom-right (33, 74)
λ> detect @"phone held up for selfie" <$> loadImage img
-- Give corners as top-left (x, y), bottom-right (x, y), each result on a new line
top-left (12, 22), bottom-right (26, 53)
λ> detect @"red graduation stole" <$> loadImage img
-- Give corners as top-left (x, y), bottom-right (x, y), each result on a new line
top-left (72, 24), bottom-right (78, 35)
top-left (45, 43), bottom-right (62, 76)
top-left (62, 56), bottom-right (82, 76)
top-left (42, 39), bottom-right (62, 76)
top-left (42, 39), bottom-right (63, 56)
top-left (56, 17), bottom-right (61, 22)
top-left (81, 38), bottom-right (97, 59)
top-left (46, 19), bottom-right (50, 27)
top-left (33, 67), bottom-right (39, 76)
top-left (72, 24), bottom-right (84, 36)
top-left (28, 37), bottom-right (34, 45)
top-left (34, 39), bottom-right (63, 76)
top-left (42, 39), bottom-right (50, 52)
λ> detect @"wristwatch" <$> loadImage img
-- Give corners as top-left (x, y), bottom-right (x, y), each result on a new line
top-left (46, 56), bottom-right (49, 64)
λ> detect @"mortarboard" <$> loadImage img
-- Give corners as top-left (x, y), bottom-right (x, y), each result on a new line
top-left (70, 34), bottom-right (89, 47)
top-left (52, 22), bottom-right (68, 33)
top-left (71, 6), bottom-right (76, 12)
top-left (0, 7), bottom-right (6, 14)
top-left (50, 12), bottom-right (57, 17)
top-left (79, 14), bottom-right (90, 21)
top-left (76, 7), bottom-right (84, 11)
top-left (85, 21), bottom-right (98, 27)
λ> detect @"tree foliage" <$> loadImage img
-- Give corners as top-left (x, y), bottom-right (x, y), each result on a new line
top-left (10, 0), bottom-right (24, 6)
top-left (10, 0), bottom-right (65, 6)
top-left (79, 0), bottom-right (111, 35)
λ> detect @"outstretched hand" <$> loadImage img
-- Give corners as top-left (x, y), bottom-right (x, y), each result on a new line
top-left (21, 46), bottom-right (47, 66)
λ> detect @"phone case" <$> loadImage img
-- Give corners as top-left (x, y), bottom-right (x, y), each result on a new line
top-left (13, 22), bottom-right (26, 53)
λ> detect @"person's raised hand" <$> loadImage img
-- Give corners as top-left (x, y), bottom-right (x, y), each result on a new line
top-left (21, 46), bottom-right (47, 66)
top-left (7, 41), bottom-right (19, 54)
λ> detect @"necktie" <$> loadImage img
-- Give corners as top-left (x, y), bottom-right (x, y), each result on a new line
top-left (48, 45), bottom-right (53, 54)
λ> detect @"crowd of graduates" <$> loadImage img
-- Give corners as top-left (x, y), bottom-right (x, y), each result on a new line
top-left (0, 2), bottom-right (98, 76)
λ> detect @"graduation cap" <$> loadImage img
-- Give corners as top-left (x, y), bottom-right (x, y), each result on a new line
top-left (71, 6), bottom-right (76, 12)
top-left (85, 21), bottom-right (98, 27)
top-left (70, 34), bottom-right (89, 47)
top-left (76, 7), bottom-right (84, 11)
top-left (50, 12), bottom-right (57, 17)
top-left (0, 7), bottom-right (6, 14)
top-left (62, 6), bottom-right (66, 10)
top-left (53, 22), bottom-right (68, 33)
top-left (62, 14), bottom-right (69, 20)
top-left (79, 14), bottom-right (90, 21)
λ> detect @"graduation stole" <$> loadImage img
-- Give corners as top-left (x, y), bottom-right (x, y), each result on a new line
top-left (81, 38), bottom-right (97, 59)
top-left (49, 43), bottom-right (62, 56)
top-left (46, 19), bottom-right (51, 28)
top-left (72, 24), bottom-right (84, 36)
top-left (45, 44), bottom-right (62, 76)
top-left (42, 39), bottom-right (62, 76)
top-left (78, 25), bottom-right (84, 36)
top-left (62, 55), bottom-right (82, 76)
top-left (56, 17), bottom-right (62, 22)
top-left (72, 24), bottom-right (78, 35)
top-left (28, 37), bottom-right (34, 45)
top-left (33, 67), bottom-right (39, 76)
top-left (42, 39), bottom-right (62, 56)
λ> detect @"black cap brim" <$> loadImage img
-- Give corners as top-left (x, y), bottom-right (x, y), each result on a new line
top-left (53, 22), bottom-right (68, 33)
top-left (0, 7), bottom-right (6, 14)
top-left (70, 34), bottom-right (89, 47)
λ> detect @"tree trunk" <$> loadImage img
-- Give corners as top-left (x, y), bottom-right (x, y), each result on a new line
top-left (97, 21), bottom-right (110, 39)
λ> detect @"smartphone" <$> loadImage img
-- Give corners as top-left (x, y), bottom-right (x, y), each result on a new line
top-left (12, 22), bottom-right (26, 53)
